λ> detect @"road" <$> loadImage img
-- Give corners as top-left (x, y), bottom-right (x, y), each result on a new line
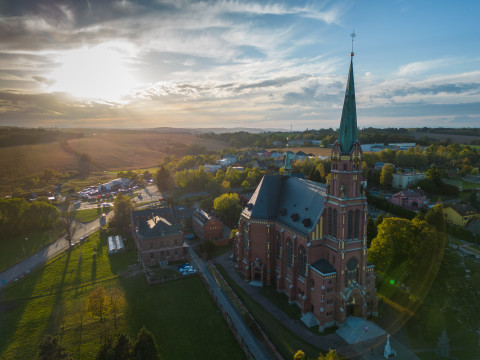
top-left (188, 246), bottom-right (272, 360)
top-left (0, 212), bottom-right (114, 286)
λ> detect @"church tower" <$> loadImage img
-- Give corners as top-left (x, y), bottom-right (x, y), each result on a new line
top-left (326, 50), bottom-right (377, 322)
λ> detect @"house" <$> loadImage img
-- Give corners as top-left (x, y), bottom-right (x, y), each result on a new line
top-left (192, 209), bottom-right (223, 241)
top-left (131, 208), bottom-right (188, 265)
top-left (217, 156), bottom-right (237, 167)
top-left (204, 164), bottom-right (222, 173)
top-left (392, 172), bottom-right (426, 189)
top-left (234, 55), bottom-right (377, 332)
top-left (444, 204), bottom-right (480, 227)
top-left (389, 189), bottom-right (427, 210)
top-left (98, 178), bottom-right (130, 192)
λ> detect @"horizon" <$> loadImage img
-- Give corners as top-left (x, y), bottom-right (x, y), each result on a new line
top-left (1, 0), bottom-right (479, 130)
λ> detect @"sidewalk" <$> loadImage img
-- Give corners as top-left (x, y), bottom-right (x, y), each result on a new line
top-left (214, 252), bottom-right (420, 360)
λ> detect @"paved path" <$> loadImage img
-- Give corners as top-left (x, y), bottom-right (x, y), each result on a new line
top-left (188, 247), bottom-right (272, 360)
top-left (0, 212), bottom-right (114, 286)
top-left (215, 252), bottom-right (420, 360)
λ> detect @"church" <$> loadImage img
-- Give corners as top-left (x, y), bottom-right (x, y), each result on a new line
top-left (234, 53), bottom-right (378, 331)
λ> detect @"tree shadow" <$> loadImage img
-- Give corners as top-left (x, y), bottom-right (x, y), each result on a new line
top-left (0, 266), bottom-right (47, 356)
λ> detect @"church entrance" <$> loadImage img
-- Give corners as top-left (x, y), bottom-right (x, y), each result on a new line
top-left (254, 270), bottom-right (261, 282)
top-left (346, 294), bottom-right (362, 317)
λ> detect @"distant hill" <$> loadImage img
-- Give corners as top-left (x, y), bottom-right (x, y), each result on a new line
top-left (150, 127), bottom-right (286, 134)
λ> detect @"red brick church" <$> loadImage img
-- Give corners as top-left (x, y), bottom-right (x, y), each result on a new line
top-left (234, 54), bottom-right (378, 331)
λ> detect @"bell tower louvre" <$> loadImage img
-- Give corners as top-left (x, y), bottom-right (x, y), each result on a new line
top-left (234, 47), bottom-right (377, 331)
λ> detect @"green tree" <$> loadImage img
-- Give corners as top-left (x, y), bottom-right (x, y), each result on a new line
top-left (134, 327), bottom-right (159, 360)
top-left (318, 349), bottom-right (339, 360)
top-left (154, 166), bottom-right (170, 191)
top-left (294, 350), bottom-right (305, 360)
top-left (113, 334), bottom-right (133, 360)
top-left (37, 335), bottom-right (71, 360)
top-left (111, 193), bottom-right (132, 230)
top-left (380, 163), bottom-right (394, 188)
top-left (213, 193), bottom-right (241, 227)
top-left (61, 198), bottom-right (78, 247)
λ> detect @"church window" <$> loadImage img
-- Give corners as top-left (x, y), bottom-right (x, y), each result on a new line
top-left (243, 226), bottom-right (249, 249)
top-left (354, 210), bottom-right (360, 238)
top-left (328, 208), bottom-right (333, 236)
top-left (333, 209), bottom-right (338, 238)
top-left (276, 233), bottom-right (281, 259)
top-left (345, 258), bottom-right (359, 286)
top-left (287, 239), bottom-right (293, 268)
top-left (299, 246), bottom-right (307, 277)
top-left (347, 210), bottom-right (353, 239)
top-left (343, 164), bottom-right (347, 171)
top-left (309, 278), bottom-right (315, 289)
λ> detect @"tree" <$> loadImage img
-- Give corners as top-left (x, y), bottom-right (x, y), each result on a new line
top-left (134, 327), bottom-right (159, 360)
top-left (111, 193), bottom-right (132, 230)
top-left (294, 350), bottom-right (305, 360)
top-left (37, 335), bottom-right (71, 360)
top-left (109, 288), bottom-right (126, 331)
top-left (88, 285), bottom-right (108, 322)
top-left (318, 349), bottom-right (339, 360)
top-left (213, 193), bottom-right (241, 227)
top-left (113, 334), bottom-right (133, 360)
top-left (61, 198), bottom-right (78, 247)
top-left (380, 163), bottom-right (394, 188)
top-left (154, 166), bottom-right (170, 191)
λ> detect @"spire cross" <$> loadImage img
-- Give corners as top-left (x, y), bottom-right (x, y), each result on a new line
top-left (350, 30), bottom-right (356, 56)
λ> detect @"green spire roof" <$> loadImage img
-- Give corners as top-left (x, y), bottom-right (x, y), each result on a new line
top-left (338, 58), bottom-right (358, 153)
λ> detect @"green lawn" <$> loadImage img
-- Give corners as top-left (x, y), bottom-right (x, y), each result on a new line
top-left (0, 222), bottom-right (65, 273)
top-left (215, 264), bottom-right (324, 359)
top-left (0, 231), bottom-right (243, 360)
top-left (211, 244), bottom-right (234, 258)
top-left (74, 207), bottom-right (109, 223)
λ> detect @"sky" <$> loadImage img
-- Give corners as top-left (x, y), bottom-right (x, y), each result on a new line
top-left (0, 0), bottom-right (479, 130)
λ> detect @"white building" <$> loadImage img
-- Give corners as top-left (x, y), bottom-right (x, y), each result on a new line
top-left (98, 178), bottom-right (130, 191)
top-left (392, 172), bottom-right (426, 189)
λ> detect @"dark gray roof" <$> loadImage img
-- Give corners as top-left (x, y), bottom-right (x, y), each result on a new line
top-left (311, 259), bottom-right (336, 275)
top-left (194, 209), bottom-right (213, 224)
top-left (243, 175), bottom-right (327, 235)
top-left (132, 208), bottom-right (182, 239)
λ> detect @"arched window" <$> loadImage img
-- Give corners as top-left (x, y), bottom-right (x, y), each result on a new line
top-left (347, 210), bottom-right (353, 239)
top-left (298, 246), bottom-right (307, 277)
top-left (243, 226), bottom-right (249, 249)
top-left (287, 239), bottom-right (293, 268)
top-left (345, 258), bottom-right (359, 286)
top-left (333, 209), bottom-right (338, 238)
top-left (276, 233), bottom-right (281, 259)
top-left (328, 208), bottom-right (333, 236)
top-left (354, 210), bottom-right (360, 238)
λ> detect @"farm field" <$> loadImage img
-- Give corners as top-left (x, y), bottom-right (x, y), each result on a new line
top-left (266, 146), bottom-right (332, 157)
top-left (0, 230), bottom-right (243, 360)
top-left (0, 130), bottom-right (227, 195)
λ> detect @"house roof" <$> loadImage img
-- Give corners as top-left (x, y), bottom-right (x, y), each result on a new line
top-left (193, 209), bottom-right (215, 224)
top-left (392, 189), bottom-right (426, 198)
top-left (449, 203), bottom-right (477, 216)
top-left (311, 259), bottom-right (336, 275)
top-left (242, 175), bottom-right (327, 235)
top-left (132, 208), bottom-right (182, 239)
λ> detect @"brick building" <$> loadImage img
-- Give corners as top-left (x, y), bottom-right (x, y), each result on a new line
top-left (389, 189), bottom-right (427, 210)
top-left (192, 209), bottom-right (223, 241)
top-left (234, 54), bottom-right (377, 331)
top-left (131, 208), bottom-right (188, 265)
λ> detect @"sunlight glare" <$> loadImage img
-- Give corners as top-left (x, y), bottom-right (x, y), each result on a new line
top-left (49, 45), bottom-right (137, 101)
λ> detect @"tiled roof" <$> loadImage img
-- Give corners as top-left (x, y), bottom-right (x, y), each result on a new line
top-left (450, 203), bottom-right (477, 216)
top-left (243, 175), bottom-right (327, 235)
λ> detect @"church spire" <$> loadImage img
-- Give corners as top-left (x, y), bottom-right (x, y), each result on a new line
top-left (338, 37), bottom-right (358, 154)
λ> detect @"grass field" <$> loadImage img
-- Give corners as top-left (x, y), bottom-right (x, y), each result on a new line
top-left (74, 208), bottom-right (109, 223)
top-left (0, 230), bottom-right (243, 360)
top-left (0, 222), bottom-right (66, 273)
top-left (215, 264), bottom-right (323, 359)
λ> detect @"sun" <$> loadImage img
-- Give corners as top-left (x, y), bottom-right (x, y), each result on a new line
top-left (49, 44), bottom-right (138, 101)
